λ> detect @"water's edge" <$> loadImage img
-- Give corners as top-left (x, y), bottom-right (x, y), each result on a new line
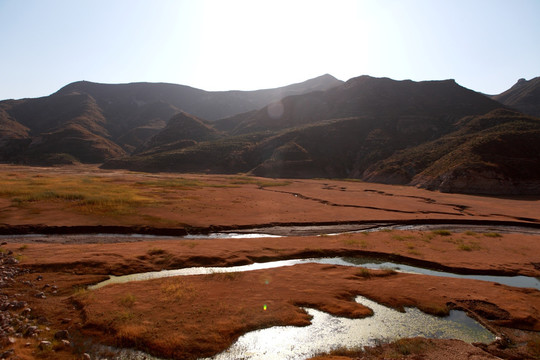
top-left (89, 257), bottom-right (540, 291)
top-left (1, 218), bottom-right (540, 238)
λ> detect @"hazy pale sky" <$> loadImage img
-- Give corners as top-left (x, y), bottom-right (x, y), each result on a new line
top-left (1, 0), bottom-right (539, 100)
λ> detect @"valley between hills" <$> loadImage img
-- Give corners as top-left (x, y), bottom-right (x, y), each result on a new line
top-left (0, 74), bottom-right (539, 359)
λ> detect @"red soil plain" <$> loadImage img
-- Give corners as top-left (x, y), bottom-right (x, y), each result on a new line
top-left (0, 164), bottom-right (539, 360)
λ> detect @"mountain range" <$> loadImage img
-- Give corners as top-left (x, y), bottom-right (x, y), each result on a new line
top-left (1, 74), bottom-right (539, 195)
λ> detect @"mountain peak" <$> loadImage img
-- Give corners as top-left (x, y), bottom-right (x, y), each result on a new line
top-left (492, 76), bottom-right (540, 117)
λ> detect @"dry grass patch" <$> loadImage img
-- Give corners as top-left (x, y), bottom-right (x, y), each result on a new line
top-left (342, 237), bottom-right (368, 248)
top-left (455, 239), bottom-right (482, 251)
top-left (118, 293), bottom-right (136, 308)
top-left (0, 172), bottom-right (154, 215)
top-left (227, 175), bottom-right (291, 187)
top-left (391, 234), bottom-right (416, 241)
top-left (160, 278), bottom-right (199, 301)
top-left (483, 232), bottom-right (502, 238)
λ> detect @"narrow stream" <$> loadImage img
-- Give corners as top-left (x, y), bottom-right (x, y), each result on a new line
top-left (89, 257), bottom-right (540, 290)
top-left (342, 257), bottom-right (540, 290)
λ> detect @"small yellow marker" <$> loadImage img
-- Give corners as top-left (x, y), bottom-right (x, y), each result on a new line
top-left (263, 304), bottom-right (267, 311)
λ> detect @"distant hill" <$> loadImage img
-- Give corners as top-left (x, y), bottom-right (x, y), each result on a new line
top-left (0, 74), bottom-right (342, 164)
top-left (55, 74), bottom-right (343, 122)
top-left (102, 76), bottom-right (540, 195)
top-left (3, 73), bottom-right (540, 194)
top-left (213, 76), bottom-right (501, 135)
top-left (492, 77), bottom-right (540, 117)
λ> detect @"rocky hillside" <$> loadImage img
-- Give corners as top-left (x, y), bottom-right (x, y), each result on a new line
top-left (0, 92), bottom-right (126, 164)
top-left (214, 76), bottom-right (501, 135)
top-left (492, 77), bottom-right (540, 118)
top-left (3, 73), bottom-right (539, 194)
top-left (102, 76), bottom-right (540, 195)
top-left (0, 74), bottom-right (342, 163)
top-left (134, 112), bottom-right (222, 155)
top-left (364, 109), bottom-right (540, 194)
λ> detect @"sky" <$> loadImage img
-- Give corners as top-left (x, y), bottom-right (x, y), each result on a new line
top-left (1, 0), bottom-right (539, 100)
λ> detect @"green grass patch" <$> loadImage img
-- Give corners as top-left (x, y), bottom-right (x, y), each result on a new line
top-left (342, 237), bottom-right (368, 248)
top-left (356, 268), bottom-right (372, 278)
top-left (391, 234), bottom-right (416, 241)
top-left (380, 267), bottom-right (397, 276)
top-left (421, 232), bottom-right (435, 242)
top-left (114, 310), bottom-right (135, 322)
top-left (118, 293), bottom-right (136, 308)
top-left (483, 232), bottom-right (502, 238)
top-left (456, 239), bottom-right (482, 251)
top-left (135, 178), bottom-right (216, 189)
top-left (227, 175), bottom-right (291, 187)
top-left (180, 241), bottom-right (198, 248)
top-left (393, 338), bottom-right (428, 355)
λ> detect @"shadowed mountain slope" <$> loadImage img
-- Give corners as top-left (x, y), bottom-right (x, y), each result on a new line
top-left (492, 77), bottom-right (540, 117)
top-left (0, 74), bottom-right (342, 164)
top-left (364, 109), bottom-right (540, 194)
top-left (3, 73), bottom-right (539, 194)
top-left (55, 74), bottom-right (343, 123)
top-left (135, 112), bottom-right (222, 155)
top-left (0, 93), bottom-right (124, 163)
top-left (214, 76), bottom-right (503, 135)
top-left (103, 76), bottom-right (540, 195)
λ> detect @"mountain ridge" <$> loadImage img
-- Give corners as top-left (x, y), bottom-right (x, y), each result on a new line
top-left (2, 74), bottom-right (539, 195)
top-left (491, 76), bottom-right (540, 117)
top-left (103, 76), bottom-right (540, 194)
top-left (0, 74), bottom-right (342, 161)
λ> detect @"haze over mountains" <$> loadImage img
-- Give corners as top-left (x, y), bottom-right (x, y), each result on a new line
top-left (1, 74), bottom-right (539, 195)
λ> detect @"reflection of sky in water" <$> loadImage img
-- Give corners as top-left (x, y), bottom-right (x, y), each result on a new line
top-left (341, 257), bottom-right (540, 290)
top-left (184, 233), bottom-right (282, 239)
top-left (203, 296), bottom-right (495, 360)
top-left (92, 297), bottom-right (494, 360)
top-left (90, 257), bottom-right (540, 290)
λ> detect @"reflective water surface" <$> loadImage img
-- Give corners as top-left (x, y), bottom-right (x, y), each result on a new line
top-left (202, 295), bottom-right (495, 360)
top-left (89, 295), bottom-right (495, 360)
top-left (90, 257), bottom-right (540, 290)
top-left (86, 257), bottom-right (508, 360)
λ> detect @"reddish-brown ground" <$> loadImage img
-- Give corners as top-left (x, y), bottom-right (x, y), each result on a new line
top-left (0, 164), bottom-right (538, 229)
top-left (0, 165), bottom-right (539, 359)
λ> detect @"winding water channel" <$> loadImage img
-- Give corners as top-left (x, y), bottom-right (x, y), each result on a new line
top-left (90, 257), bottom-right (540, 290)
top-left (85, 254), bottom-right (540, 360)
top-left (5, 222), bottom-right (538, 359)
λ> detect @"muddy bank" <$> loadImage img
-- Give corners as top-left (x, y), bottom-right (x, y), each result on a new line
top-left (1, 218), bottom-right (540, 239)
top-left (6, 231), bottom-right (540, 277)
